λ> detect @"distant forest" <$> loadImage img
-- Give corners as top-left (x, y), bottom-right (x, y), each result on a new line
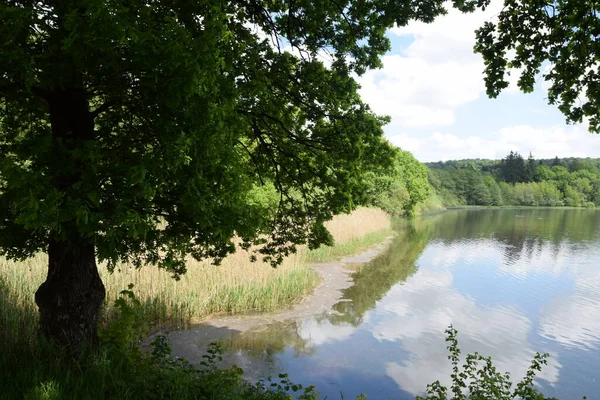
top-left (426, 153), bottom-right (600, 208)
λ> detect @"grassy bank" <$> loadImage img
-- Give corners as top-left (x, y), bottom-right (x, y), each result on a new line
top-left (0, 207), bottom-right (391, 400)
top-left (1, 207), bottom-right (391, 337)
top-left (306, 208), bottom-right (392, 262)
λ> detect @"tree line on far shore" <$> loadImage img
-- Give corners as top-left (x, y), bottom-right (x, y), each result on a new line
top-left (427, 153), bottom-right (600, 208)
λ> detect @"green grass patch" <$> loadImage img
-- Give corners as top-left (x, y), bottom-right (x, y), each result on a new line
top-left (202, 267), bottom-right (317, 317)
top-left (305, 229), bottom-right (393, 263)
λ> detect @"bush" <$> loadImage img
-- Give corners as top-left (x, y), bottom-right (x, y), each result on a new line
top-left (417, 326), bottom-right (580, 400)
top-left (4, 289), bottom-right (321, 400)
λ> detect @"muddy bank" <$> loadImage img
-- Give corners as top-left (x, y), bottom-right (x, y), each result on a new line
top-left (147, 237), bottom-right (393, 361)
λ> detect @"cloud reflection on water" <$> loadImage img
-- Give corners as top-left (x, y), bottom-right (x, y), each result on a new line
top-left (538, 247), bottom-right (600, 351)
top-left (365, 266), bottom-right (560, 395)
top-left (212, 209), bottom-right (600, 398)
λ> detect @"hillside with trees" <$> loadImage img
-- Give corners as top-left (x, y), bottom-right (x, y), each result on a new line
top-left (428, 153), bottom-right (600, 208)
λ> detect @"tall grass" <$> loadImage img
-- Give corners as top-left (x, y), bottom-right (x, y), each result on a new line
top-left (0, 254), bottom-right (46, 351)
top-left (0, 207), bottom-right (391, 338)
top-left (306, 207), bottom-right (393, 262)
top-left (101, 249), bottom-right (314, 330)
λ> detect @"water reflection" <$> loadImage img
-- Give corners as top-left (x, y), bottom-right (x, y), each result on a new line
top-left (370, 267), bottom-right (561, 394)
top-left (538, 245), bottom-right (600, 351)
top-left (206, 209), bottom-right (600, 399)
top-left (328, 225), bottom-right (426, 327)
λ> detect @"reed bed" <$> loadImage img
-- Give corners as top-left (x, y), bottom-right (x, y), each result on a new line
top-left (0, 207), bottom-right (391, 335)
top-left (100, 247), bottom-right (313, 330)
top-left (0, 254), bottom-right (45, 348)
top-left (306, 207), bottom-right (393, 262)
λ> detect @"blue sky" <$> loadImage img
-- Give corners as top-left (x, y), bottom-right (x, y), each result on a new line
top-left (355, 1), bottom-right (600, 162)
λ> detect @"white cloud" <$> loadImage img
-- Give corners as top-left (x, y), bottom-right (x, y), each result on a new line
top-left (388, 122), bottom-right (600, 162)
top-left (355, 0), bottom-right (600, 161)
top-left (390, 2), bottom-right (503, 64)
top-left (358, 57), bottom-right (480, 127)
top-left (357, 1), bottom-right (506, 128)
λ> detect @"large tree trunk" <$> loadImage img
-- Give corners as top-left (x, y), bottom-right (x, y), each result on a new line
top-left (35, 240), bottom-right (106, 349)
top-left (34, 86), bottom-right (104, 349)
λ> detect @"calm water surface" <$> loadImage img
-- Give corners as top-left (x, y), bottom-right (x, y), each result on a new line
top-left (212, 209), bottom-right (600, 399)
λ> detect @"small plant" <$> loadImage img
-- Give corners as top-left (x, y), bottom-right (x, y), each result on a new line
top-left (256, 372), bottom-right (319, 400)
top-left (98, 284), bottom-right (147, 358)
top-left (417, 325), bottom-right (561, 400)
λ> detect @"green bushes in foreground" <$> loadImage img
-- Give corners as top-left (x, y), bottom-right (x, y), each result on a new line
top-left (1, 288), bottom-right (569, 399)
top-left (417, 326), bottom-right (568, 400)
top-left (1, 288), bottom-right (320, 400)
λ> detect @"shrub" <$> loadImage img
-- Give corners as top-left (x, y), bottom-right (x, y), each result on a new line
top-left (417, 326), bottom-right (579, 400)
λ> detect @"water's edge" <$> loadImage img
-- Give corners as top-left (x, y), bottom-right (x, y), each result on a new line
top-left (145, 236), bottom-right (394, 354)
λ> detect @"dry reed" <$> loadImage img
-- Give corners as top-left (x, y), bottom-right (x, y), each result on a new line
top-left (306, 207), bottom-right (393, 262)
top-left (0, 207), bottom-right (391, 333)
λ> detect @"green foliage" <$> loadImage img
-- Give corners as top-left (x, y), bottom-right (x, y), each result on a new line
top-left (485, 177), bottom-right (503, 206)
top-left (500, 151), bottom-right (527, 184)
top-left (364, 149), bottom-right (430, 216)
top-left (1, 0), bottom-right (439, 275)
top-left (534, 166), bottom-right (556, 182)
top-left (98, 284), bottom-right (147, 357)
top-left (414, 191), bottom-right (446, 214)
top-left (2, 290), bottom-right (320, 400)
top-left (428, 168), bottom-right (495, 206)
top-left (255, 373), bottom-right (320, 400)
top-left (428, 155), bottom-right (600, 208)
top-left (473, 0), bottom-right (600, 133)
top-left (417, 326), bottom-right (560, 400)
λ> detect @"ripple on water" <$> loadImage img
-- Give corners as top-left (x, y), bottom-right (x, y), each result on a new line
top-left (434, 239), bottom-right (500, 272)
top-left (539, 294), bottom-right (600, 351)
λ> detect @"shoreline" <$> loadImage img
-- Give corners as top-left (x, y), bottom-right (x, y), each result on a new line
top-left (146, 236), bottom-right (395, 354)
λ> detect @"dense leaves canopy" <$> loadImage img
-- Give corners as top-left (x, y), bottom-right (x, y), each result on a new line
top-left (0, 0), bottom-right (486, 275)
top-left (474, 0), bottom-right (600, 132)
top-left (364, 149), bottom-right (430, 216)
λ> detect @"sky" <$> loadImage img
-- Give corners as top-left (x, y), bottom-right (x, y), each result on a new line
top-left (355, 1), bottom-right (600, 163)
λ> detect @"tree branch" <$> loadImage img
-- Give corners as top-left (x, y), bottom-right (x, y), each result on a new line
top-left (91, 102), bottom-right (112, 119)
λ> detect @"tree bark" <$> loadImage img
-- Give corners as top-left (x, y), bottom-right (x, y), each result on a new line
top-left (35, 240), bottom-right (105, 349)
top-left (34, 86), bottom-right (105, 350)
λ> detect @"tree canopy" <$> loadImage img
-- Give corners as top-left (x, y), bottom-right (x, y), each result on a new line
top-left (364, 149), bottom-right (430, 216)
top-left (0, 0), bottom-right (483, 346)
top-left (474, 0), bottom-right (600, 131)
top-left (3, 0), bottom-right (600, 347)
top-left (428, 154), bottom-right (600, 208)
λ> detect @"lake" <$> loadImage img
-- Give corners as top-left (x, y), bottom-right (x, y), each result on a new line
top-left (175, 208), bottom-right (600, 399)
